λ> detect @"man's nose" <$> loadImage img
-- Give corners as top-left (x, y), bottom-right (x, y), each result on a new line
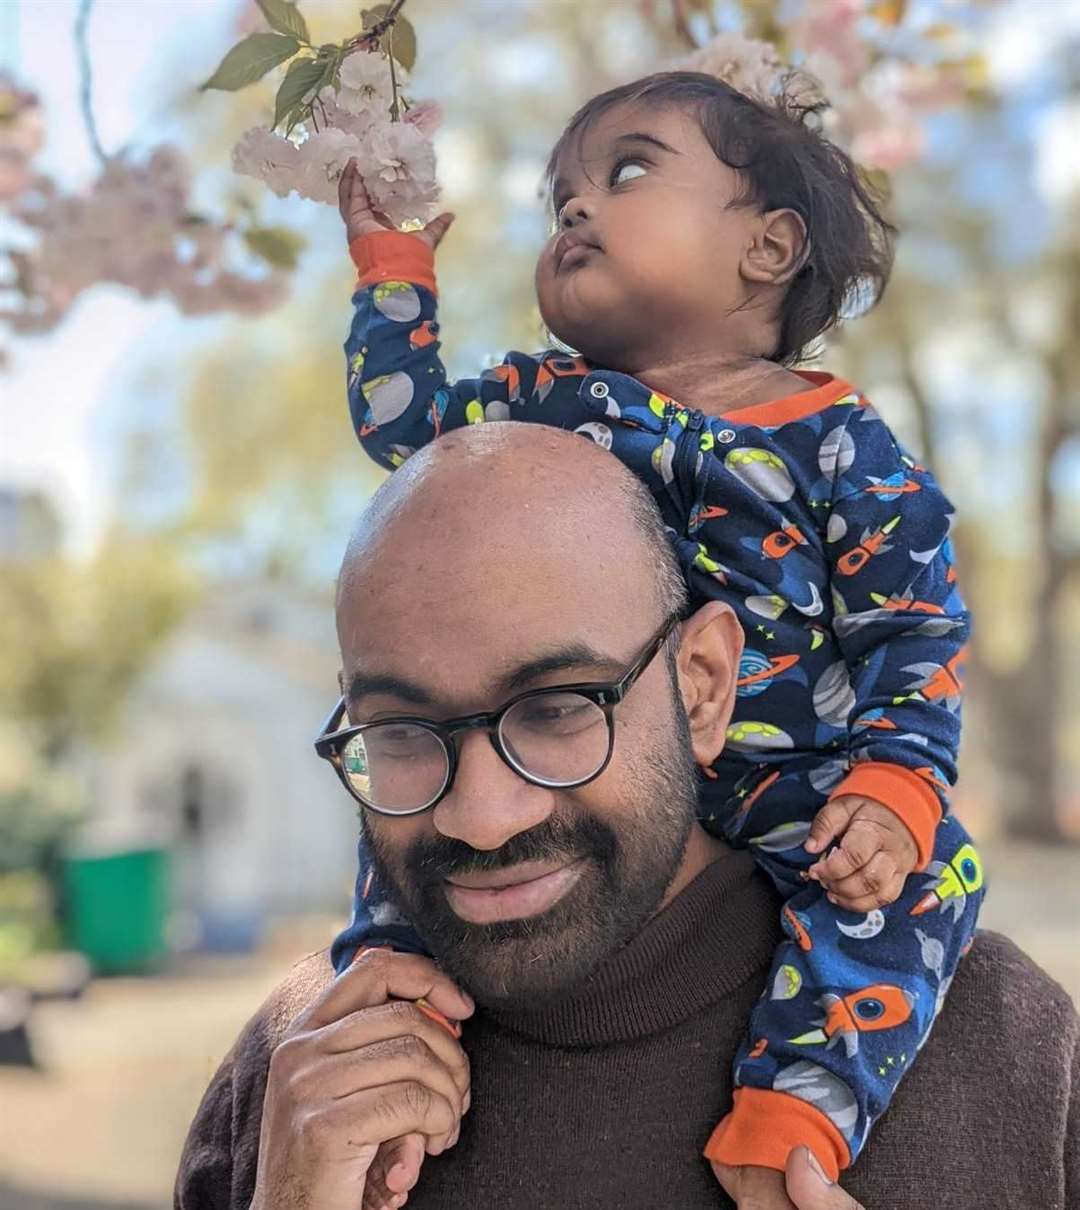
top-left (432, 729), bottom-right (553, 852)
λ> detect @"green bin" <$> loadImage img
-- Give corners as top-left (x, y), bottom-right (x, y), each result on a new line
top-left (61, 847), bottom-right (170, 974)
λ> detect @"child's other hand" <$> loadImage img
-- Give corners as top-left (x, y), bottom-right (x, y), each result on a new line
top-left (339, 157), bottom-right (455, 249)
top-left (803, 794), bottom-right (918, 911)
top-left (711, 1160), bottom-right (794, 1208)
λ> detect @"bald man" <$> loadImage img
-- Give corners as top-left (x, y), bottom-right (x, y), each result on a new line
top-left (175, 424), bottom-right (1079, 1210)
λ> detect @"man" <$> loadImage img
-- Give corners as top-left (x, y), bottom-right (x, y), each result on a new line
top-left (176, 424), bottom-right (1079, 1210)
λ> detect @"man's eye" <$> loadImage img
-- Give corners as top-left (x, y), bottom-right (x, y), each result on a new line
top-left (611, 158), bottom-right (648, 187)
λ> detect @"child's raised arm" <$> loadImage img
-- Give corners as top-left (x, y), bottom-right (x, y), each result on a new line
top-left (340, 159), bottom-right (578, 471)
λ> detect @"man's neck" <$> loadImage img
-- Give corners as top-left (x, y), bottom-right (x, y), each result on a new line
top-left (660, 823), bottom-right (727, 912)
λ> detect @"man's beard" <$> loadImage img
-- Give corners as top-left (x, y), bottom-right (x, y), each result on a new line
top-left (361, 700), bottom-right (699, 1010)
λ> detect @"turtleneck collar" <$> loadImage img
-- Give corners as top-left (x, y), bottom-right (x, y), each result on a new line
top-left (484, 847), bottom-right (779, 1047)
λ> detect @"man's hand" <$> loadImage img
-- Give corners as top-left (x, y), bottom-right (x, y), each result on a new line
top-left (712, 1149), bottom-right (866, 1209)
top-left (803, 794), bottom-right (919, 911)
top-left (338, 156), bottom-right (455, 248)
top-left (248, 949), bottom-right (473, 1210)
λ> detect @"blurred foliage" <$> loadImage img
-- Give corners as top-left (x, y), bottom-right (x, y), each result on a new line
top-left (0, 535), bottom-right (197, 752)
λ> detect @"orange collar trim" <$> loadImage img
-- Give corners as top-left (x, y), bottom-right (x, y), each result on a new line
top-left (721, 372), bottom-right (860, 428)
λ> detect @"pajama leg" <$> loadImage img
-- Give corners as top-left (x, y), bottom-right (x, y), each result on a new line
top-left (329, 833), bottom-right (429, 975)
top-left (705, 768), bottom-right (985, 1178)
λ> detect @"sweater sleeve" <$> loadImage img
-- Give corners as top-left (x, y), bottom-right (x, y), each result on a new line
top-left (1067, 1030), bottom-right (1080, 1210)
top-left (346, 231), bottom-right (588, 471)
top-left (173, 1051), bottom-right (236, 1210)
top-left (824, 404), bottom-right (969, 867)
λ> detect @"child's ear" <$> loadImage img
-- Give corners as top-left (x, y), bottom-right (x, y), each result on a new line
top-left (741, 208), bottom-right (808, 287)
top-left (675, 602), bottom-right (744, 769)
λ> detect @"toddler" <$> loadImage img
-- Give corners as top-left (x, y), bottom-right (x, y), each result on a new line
top-left (330, 71), bottom-right (984, 1203)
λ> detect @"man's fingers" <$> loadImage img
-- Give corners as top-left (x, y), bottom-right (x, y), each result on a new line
top-left (804, 798), bottom-right (860, 855)
top-left (294, 949), bottom-right (474, 1033)
top-left (300, 1080), bottom-right (458, 1153)
top-left (383, 1132), bottom-right (426, 1192)
top-left (784, 1147), bottom-right (863, 1208)
top-left (319, 999), bottom-right (471, 1099)
top-left (292, 1031), bottom-right (466, 1122)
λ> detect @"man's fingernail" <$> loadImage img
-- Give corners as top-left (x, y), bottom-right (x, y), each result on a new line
top-left (463, 1087), bottom-right (471, 1113)
top-left (805, 1148), bottom-right (834, 1185)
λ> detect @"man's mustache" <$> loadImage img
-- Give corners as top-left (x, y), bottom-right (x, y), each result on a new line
top-left (405, 812), bottom-right (618, 884)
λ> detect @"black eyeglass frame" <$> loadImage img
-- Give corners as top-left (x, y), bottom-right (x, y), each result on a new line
top-left (314, 613), bottom-right (681, 817)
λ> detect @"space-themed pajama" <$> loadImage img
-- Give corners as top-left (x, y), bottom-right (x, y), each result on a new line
top-left (330, 230), bottom-right (985, 1179)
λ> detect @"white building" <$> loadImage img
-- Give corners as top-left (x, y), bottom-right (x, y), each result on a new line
top-left (85, 581), bottom-right (359, 950)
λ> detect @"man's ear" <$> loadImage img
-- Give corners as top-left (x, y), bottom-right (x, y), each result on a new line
top-left (741, 208), bottom-right (807, 287)
top-left (675, 601), bottom-right (743, 769)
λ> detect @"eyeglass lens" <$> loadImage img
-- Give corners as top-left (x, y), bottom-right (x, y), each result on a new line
top-left (338, 691), bottom-right (611, 813)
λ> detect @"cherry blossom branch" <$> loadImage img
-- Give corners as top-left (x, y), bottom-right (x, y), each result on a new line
top-left (75, 0), bottom-right (108, 165)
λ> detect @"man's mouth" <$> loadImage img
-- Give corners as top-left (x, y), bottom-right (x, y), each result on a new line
top-left (443, 859), bottom-right (585, 924)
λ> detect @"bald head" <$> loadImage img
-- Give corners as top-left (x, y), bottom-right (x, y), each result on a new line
top-left (336, 423), bottom-right (686, 646)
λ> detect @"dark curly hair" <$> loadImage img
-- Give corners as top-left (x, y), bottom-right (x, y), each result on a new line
top-left (545, 70), bottom-right (897, 365)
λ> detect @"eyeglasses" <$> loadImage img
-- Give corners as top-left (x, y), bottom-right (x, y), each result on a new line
top-left (314, 614), bottom-right (680, 817)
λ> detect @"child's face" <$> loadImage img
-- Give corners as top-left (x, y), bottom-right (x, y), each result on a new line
top-left (535, 100), bottom-right (761, 370)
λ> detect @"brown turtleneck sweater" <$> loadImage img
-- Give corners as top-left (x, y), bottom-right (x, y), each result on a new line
top-left (175, 851), bottom-right (1079, 1209)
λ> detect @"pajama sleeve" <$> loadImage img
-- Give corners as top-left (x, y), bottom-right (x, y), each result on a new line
top-left (825, 404), bottom-right (970, 868)
top-left (346, 231), bottom-right (587, 471)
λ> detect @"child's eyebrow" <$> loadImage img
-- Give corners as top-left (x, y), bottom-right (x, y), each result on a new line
top-left (551, 131), bottom-right (679, 208)
top-left (611, 131), bottom-right (679, 156)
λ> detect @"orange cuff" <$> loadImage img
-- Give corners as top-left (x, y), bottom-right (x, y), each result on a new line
top-left (704, 1087), bottom-right (849, 1181)
top-left (830, 762), bottom-right (943, 870)
top-left (349, 231), bottom-right (437, 296)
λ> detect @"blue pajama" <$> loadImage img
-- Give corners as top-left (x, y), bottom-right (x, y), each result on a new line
top-left (330, 232), bottom-right (984, 1168)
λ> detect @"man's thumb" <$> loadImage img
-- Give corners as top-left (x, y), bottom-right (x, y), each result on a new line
top-left (784, 1148), bottom-right (861, 1209)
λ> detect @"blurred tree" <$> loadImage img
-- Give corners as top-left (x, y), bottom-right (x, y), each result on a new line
top-left (0, 534), bottom-right (196, 755)
top-left (162, 0), bottom-right (1076, 838)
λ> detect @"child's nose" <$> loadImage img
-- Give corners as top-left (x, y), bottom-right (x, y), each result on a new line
top-left (559, 196), bottom-right (594, 228)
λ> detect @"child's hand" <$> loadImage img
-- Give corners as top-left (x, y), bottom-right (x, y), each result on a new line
top-left (338, 157), bottom-right (455, 249)
top-left (710, 1160), bottom-right (795, 1208)
top-left (803, 794), bottom-right (918, 911)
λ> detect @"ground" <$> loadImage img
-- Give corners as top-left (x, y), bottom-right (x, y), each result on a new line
top-left (1, 841), bottom-right (1076, 1210)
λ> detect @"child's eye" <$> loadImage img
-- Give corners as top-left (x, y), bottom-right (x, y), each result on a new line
top-left (610, 158), bottom-right (648, 187)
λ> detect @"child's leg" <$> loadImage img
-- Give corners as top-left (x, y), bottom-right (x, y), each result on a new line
top-left (329, 833), bottom-right (429, 975)
top-left (702, 769), bottom-right (985, 1180)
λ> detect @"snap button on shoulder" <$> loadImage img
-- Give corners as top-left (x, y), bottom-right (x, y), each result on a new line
top-left (717, 428), bottom-right (736, 444)
top-left (589, 381), bottom-right (609, 399)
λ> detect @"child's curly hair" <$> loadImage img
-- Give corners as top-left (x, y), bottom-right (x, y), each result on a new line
top-left (545, 71), bottom-right (897, 365)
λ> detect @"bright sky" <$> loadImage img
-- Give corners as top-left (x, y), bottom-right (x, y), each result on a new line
top-left (1, 0), bottom-right (237, 553)
top-left (1, 0), bottom-right (1077, 554)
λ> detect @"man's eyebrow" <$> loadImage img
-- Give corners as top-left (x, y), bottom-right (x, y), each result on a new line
top-left (498, 643), bottom-right (624, 694)
top-left (346, 671), bottom-right (437, 708)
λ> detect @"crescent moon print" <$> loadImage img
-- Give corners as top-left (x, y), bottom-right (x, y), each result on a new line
top-left (836, 910), bottom-right (885, 940)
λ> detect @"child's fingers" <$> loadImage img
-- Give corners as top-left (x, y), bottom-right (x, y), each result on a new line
top-left (824, 852), bottom-right (902, 910)
top-left (808, 822), bottom-right (881, 884)
top-left (420, 211), bottom-right (455, 249)
top-left (804, 796), bottom-right (860, 855)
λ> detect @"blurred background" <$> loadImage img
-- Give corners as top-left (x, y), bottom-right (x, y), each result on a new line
top-left (0, 0), bottom-right (1077, 1205)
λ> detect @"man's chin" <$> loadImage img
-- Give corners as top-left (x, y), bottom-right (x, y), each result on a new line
top-left (420, 873), bottom-right (615, 1010)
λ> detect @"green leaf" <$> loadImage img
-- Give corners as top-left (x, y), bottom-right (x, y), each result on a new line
top-left (273, 55), bottom-right (325, 129)
top-left (362, 5), bottom-right (417, 70)
top-left (200, 32), bottom-right (300, 92)
top-left (256, 0), bottom-right (310, 43)
top-left (244, 226), bottom-right (306, 270)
